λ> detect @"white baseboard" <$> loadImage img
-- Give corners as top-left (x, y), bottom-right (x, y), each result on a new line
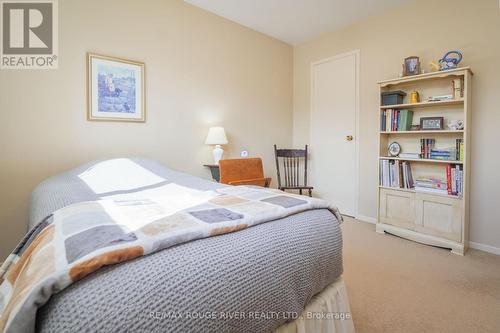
top-left (469, 241), bottom-right (500, 256)
top-left (356, 215), bottom-right (377, 224)
top-left (353, 215), bottom-right (500, 256)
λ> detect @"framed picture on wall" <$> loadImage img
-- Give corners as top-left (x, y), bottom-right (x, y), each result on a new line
top-left (87, 53), bottom-right (146, 122)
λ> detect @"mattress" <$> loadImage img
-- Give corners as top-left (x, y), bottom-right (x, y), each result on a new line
top-left (29, 158), bottom-right (343, 333)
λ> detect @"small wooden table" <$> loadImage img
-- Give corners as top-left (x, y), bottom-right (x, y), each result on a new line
top-left (203, 164), bottom-right (220, 182)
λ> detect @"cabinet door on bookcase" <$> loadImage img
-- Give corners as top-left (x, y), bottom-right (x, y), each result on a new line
top-left (379, 188), bottom-right (415, 229)
top-left (414, 193), bottom-right (462, 242)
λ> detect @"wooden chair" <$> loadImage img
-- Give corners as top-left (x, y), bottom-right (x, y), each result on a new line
top-left (274, 145), bottom-right (313, 196)
top-left (219, 158), bottom-right (271, 187)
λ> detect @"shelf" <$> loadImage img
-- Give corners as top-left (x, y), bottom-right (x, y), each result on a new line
top-left (379, 156), bottom-right (463, 164)
top-left (380, 98), bottom-right (464, 110)
top-left (378, 186), bottom-right (461, 200)
top-left (380, 130), bottom-right (464, 134)
top-left (378, 66), bottom-right (472, 87)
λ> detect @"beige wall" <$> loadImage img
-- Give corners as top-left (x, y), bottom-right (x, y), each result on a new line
top-left (293, 0), bottom-right (500, 250)
top-left (2, 0), bottom-right (499, 258)
top-left (0, 0), bottom-right (293, 258)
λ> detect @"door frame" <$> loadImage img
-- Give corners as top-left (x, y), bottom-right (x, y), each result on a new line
top-left (310, 49), bottom-right (360, 218)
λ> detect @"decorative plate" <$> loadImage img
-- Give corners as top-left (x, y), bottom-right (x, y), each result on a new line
top-left (388, 142), bottom-right (401, 157)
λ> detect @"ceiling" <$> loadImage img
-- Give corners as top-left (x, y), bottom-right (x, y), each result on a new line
top-left (185, 0), bottom-right (411, 45)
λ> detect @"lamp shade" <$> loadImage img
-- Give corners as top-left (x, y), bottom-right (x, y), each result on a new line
top-left (205, 127), bottom-right (228, 145)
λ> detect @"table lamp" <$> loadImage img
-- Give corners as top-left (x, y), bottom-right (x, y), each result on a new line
top-left (205, 127), bottom-right (228, 164)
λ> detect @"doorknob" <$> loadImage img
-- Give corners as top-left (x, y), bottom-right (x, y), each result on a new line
top-left (346, 135), bottom-right (353, 141)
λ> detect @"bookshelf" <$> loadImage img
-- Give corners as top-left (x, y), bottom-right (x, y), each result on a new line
top-left (376, 67), bottom-right (472, 255)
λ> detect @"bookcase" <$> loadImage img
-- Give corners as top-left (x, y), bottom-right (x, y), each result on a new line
top-left (376, 67), bottom-right (472, 255)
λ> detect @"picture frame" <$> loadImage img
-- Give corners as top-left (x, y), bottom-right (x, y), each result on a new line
top-left (420, 117), bottom-right (444, 130)
top-left (87, 53), bottom-right (146, 122)
top-left (402, 56), bottom-right (421, 76)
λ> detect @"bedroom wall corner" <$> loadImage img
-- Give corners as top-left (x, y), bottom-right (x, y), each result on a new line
top-left (292, 0), bottom-right (500, 252)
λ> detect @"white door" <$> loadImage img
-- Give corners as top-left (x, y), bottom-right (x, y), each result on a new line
top-left (310, 51), bottom-right (358, 216)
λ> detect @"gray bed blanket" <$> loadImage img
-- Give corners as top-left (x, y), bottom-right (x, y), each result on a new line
top-left (27, 158), bottom-right (343, 333)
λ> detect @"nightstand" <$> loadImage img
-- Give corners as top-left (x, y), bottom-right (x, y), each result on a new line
top-left (203, 164), bottom-right (220, 182)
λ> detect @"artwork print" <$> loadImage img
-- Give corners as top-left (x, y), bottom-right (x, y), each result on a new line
top-left (408, 58), bottom-right (417, 72)
top-left (403, 56), bottom-right (420, 76)
top-left (87, 53), bottom-right (145, 122)
top-left (98, 64), bottom-right (136, 113)
top-left (420, 117), bottom-right (444, 130)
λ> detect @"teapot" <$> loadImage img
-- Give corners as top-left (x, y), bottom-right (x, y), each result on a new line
top-left (439, 51), bottom-right (462, 70)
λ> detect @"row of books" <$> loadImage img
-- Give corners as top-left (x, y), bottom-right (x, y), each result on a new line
top-left (414, 177), bottom-right (448, 195)
top-left (380, 109), bottom-right (413, 132)
top-left (379, 159), bottom-right (413, 189)
top-left (413, 164), bottom-right (463, 196)
top-left (420, 138), bottom-right (463, 161)
top-left (380, 161), bottom-right (463, 197)
top-left (446, 164), bottom-right (463, 196)
top-left (420, 139), bottom-right (435, 159)
top-left (429, 148), bottom-right (457, 161)
top-left (426, 78), bottom-right (463, 102)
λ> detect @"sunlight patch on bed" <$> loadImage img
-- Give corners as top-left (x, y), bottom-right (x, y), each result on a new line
top-left (100, 182), bottom-right (206, 201)
top-left (99, 183), bottom-right (219, 232)
top-left (78, 158), bottom-right (165, 194)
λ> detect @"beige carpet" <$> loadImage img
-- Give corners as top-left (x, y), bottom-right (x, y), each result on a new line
top-left (341, 217), bottom-right (500, 333)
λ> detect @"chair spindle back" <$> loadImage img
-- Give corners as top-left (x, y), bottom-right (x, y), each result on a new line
top-left (274, 145), bottom-right (309, 189)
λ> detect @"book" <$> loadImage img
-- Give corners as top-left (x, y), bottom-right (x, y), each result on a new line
top-left (456, 165), bottom-right (462, 194)
top-left (415, 182), bottom-right (447, 189)
top-left (380, 159), bottom-right (413, 189)
top-left (455, 138), bottom-right (464, 161)
top-left (427, 94), bottom-right (453, 102)
top-left (415, 176), bottom-right (448, 194)
top-left (452, 78), bottom-right (464, 99)
top-left (451, 167), bottom-right (457, 194)
top-left (380, 160), bottom-right (389, 187)
top-left (430, 152), bottom-right (451, 156)
top-left (393, 110), bottom-right (397, 131)
top-left (415, 177), bottom-right (447, 189)
top-left (380, 111), bottom-right (384, 131)
top-left (386, 110), bottom-right (391, 131)
top-left (414, 187), bottom-right (449, 195)
top-left (430, 149), bottom-right (451, 155)
top-left (398, 109), bottom-right (413, 131)
top-left (430, 156), bottom-right (452, 161)
top-left (446, 165), bottom-right (452, 195)
top-left (399, 152), bottom-right (421, 159)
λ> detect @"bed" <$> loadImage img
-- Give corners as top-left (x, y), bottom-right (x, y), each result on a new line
top-left (12, 158), bottom-right (353, 333)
